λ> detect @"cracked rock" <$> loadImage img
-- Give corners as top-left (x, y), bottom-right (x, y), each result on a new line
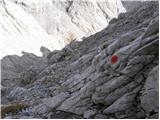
top-left (1, 1), bottom-right (159, 119)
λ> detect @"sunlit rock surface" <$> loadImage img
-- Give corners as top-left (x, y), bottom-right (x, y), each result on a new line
top-left (0, 0), bottom-right (64, 58)
top-left (10, 0), bottom-right (126, 44)
top-left (1, 0), bottom-right (128, 58)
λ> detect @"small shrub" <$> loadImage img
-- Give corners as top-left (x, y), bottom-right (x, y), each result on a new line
top-left (1, 102), bottom-right (29, 118)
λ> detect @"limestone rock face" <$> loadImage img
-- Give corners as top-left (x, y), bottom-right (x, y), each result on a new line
top-left (10, 0), bottom-right (126, 42)
top-left (140, 66), bottom-right (159, 118)
top-left (0, 0), bottom-right (63, 58)
top-left (1, 0), bottom-right (128, 58)
top-left (1, 1), bottom-right (159, 119)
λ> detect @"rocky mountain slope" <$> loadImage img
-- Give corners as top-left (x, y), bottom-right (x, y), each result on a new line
top-left (1, 0), bottom-right (126, 58)
top-left (0, 0), bottom-right (63, 58)
top-left (10, 0), bottom-right (126, 44)
top-left (1, 1), bottom-right (159, 119)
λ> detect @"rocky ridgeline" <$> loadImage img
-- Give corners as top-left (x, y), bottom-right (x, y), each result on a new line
top-left (1, 1), bottom-right (159, 119)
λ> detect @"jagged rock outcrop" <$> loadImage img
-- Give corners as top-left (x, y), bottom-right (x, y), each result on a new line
top-left (40, 46), bottom-right (50, 59)
top-left (1, 1), bottom-right (159, 119)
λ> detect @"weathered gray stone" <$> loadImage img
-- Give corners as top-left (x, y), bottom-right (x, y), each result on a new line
top-left (121, 55), bottom-right (155, 76)
top-left (103, 86), bottom-right (141, 114)
top-left (20, 66), bottom-right (38, 85)
top-left (140, 66), bottom-right (159, 116)
top-left (32, 92), bottom-right (70, 115)
top-left (94, 114), bottom-right (109, 119)
top-left (43, 92), bottom-right (70, 108)
top-left (83, 110), bottom-right (97, 118)
top-left (103, 81), bottom-right (142, 106)
top-left (40, 46), bottom-right (50, 58)
top-left (92, 75), bottom-right (130, 104)
top-left (132, 39), bottom-right (158, 56)
top-left (136, 110), bottom-right (146, 118)
top-left (142, 16), bottom-right (159, 39)
top-left (7, 86), bottom-right (27, 101)
top-left (1, 85), bottom-right (8, 95)
top-left (107, 29), bottom-right (144, 55)
top-left (57, 92), bottom-right (88, 115)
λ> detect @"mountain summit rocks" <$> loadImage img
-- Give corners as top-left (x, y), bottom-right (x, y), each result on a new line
top-left (1, 1), bottom-right (159, 119)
